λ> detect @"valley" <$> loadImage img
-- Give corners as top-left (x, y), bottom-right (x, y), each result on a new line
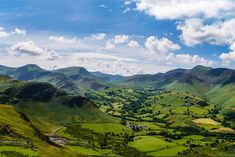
top-left (0, 65), bottom-right (234, 156)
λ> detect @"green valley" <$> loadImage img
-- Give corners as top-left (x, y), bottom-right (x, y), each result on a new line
top-left (0, 65), bottom-right (235, 156)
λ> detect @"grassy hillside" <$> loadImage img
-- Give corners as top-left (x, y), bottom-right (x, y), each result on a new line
top-left (0, 105), bottom-right (76, 157)
top-left (206, 84), bottom-right (235, 112)
top-left (165, 81), bottom-right (210, 97)
top-left (205, 84), bottom-right (235, 128)
top-left (0, 76), bottom-right (149, 156)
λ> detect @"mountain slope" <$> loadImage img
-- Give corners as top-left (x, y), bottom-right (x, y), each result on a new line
top-left (0, 76), bottom-right (102, 156)
top-left (118, 65), bottom-right (235, 90)
top-left (54, 67), bottom-right (115, 93)
top-left (0, 76), bottom-right (149, 157)
top-left (91, 71), bottom-right (124, 83)
top-left (0, 65), bottom-right (118, 95)
top-left (0, 105), bottom-right (76, 156)
top-left (0, 65), bottom-right (16, 75)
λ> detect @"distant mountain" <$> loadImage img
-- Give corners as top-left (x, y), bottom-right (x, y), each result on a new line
top-left (91, 71), bottom-right (124, 83)
top-left (0, 64), bottom-right (117, 95)
top-left (115, 65), bottom-right (235, 112)
top-left (0, 64), bottom-right (80, 94)
top-left (0, 65), bottom-right (16, 75)
top-left (1, 64), bottom-right (235, 99)
top-left (118, 65), bottom-right (235, 90)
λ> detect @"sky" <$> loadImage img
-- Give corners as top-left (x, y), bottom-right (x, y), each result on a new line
top-left (0, 0), bottom-right (235, 76)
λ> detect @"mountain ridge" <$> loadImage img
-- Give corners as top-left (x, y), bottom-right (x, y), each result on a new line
top-left (0, 64), bottom-right (235, 95)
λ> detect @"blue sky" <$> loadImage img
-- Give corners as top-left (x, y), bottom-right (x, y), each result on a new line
top-left (0, 0), bottom-right (235, 75)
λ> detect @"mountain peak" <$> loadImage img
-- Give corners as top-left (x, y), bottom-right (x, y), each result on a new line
top-left (55, 66), bottom-right (90, 76)
top-left (191, 65), bottom-right (213, 75)
top-left (192, 65), bottom-right (212, 71)
top-left (18, 64), bottom-right (43, 71)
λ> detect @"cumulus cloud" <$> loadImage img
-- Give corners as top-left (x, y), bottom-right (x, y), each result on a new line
top-left (167, 53), bottom-right (213, 66)
top-left (86, 33), bottom-right (106, 40)
top-left (95, 60), bottom-right (143, 76)
top-left (8, 41), bottom-right (60, 60)
top-left (176, 17), bottom-right (235, 65)
top-left (49, 36), bottom-right (77, 44)
top-left (0, 27), bottom-right (26, 38)
top-left (12, 28), bottom-right (26, 35)
top-left (145, 36), bottom-right (180, 55)
top-left (143, 36), bottom-right (212, 66)
top-left (132, 0), bottom-right (235, 20)
top-left (0, 27), bottom-right (10, 38)
top-left (114, 35), bottom-right (129, 44)
top-left (220, 42), bottom-right (235, 65)
top-left (177, 18), bottom-right (235, 46)
top-left (128, 40), bottom-right (140, 47)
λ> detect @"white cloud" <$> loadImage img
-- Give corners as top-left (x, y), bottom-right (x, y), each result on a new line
top-left (71, 52), bottom-right (137, 62)
top-left (143, 36), bottom-right (212, 67)
top-left (0, 27), bottom-right (26, 38)
top-left (177, 18), bottom-right (235, 46)
top-left (87, 33), bottom-right (106, 40)
top-left (8, 41), bottom-right (60, 60)
top-left (49, 36), bottom-right (77, 44)
top-left (99, 4), bottom-right (112, 12)
top-left (124, 1), bottom-right (132, 5)
top-left (114, 35), bottom-right (129, 44)
top-left (167, 53), bottom-right (213, 66)
top-left (95, 60), bottom-right (143, 76)
top-left (12, 28), bottom-right (26, 35)
top-left (0, 27), bottom-right (216, 75)
top-left (128, 40), bottom-right (140, 47)
top-left (100, 4), bottom-right (108, 9)
top-left (132, 0), bottom-right (235, 20)
top-left (220, 42), bottom-right (235, 65)
top-left (0, 27), bottom-right (10, 38)
top-left (176, 18), bottom-right (235, 65)
top-left (145, 36), bottom-right (180, 55)
top-left (66, 53), bottom-right (142, 75)
top-left (123, 7), bottom-right (131, 13)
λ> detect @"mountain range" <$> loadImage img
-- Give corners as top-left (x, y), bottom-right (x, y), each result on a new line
top-left (0, 64), bottom-right (234, 113)
top-left (0, 64), bottom-right (234, 95)
top-left (1, 64), bottom-right (235, 89)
